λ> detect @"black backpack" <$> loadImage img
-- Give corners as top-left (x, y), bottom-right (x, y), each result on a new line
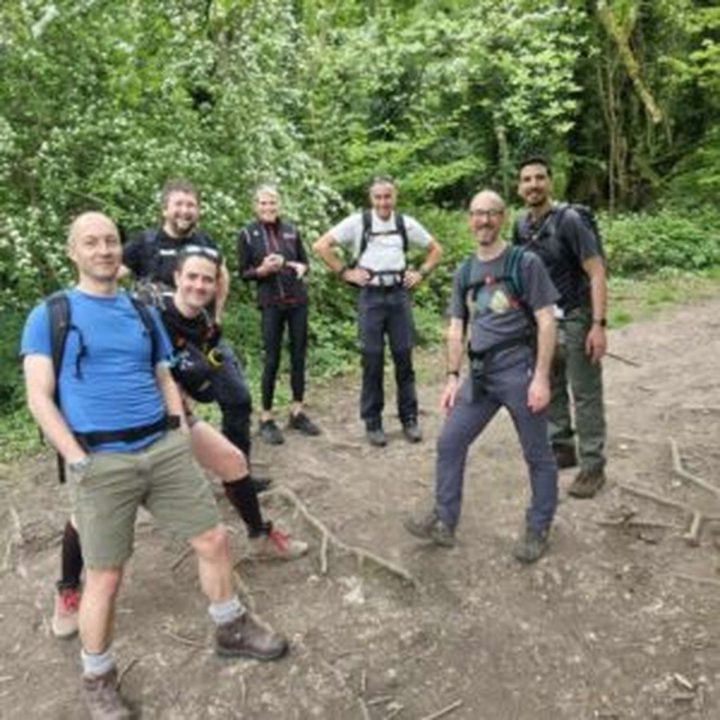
top-left (45, 290), bottom-right (158, 482)
top-left (356, 209), bottom-right (409, 261)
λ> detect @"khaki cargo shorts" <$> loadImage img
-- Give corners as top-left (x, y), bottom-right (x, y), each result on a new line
top-left (69, 430), bottom-right (219, 569)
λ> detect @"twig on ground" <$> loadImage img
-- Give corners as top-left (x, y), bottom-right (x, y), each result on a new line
top-left (267, 487), bottom-right (415, 585)
top-left (170, 546), bottom-right (194, 571)
top-left (320, 532), bottom-right (329, 576)
top-left (605, 351), bottom-right (642, 367)
top-left (618, 482), bottom-right (720, 546)
top-left (360, 668), bottom-right (367, 695)
top-left (240, 675), bottom-right (247, 708)
top-left (163, 628), bottom-right (205, 648)
top-left (383, 704), bottom-right (404, 720)
top-left (358, 698), bottom-right (371, 720)
top-left (671, 573), bottom-right (720, 589)
top-left (670, 438), bottom-right (720, 499)
top-left (419, 699), bottom-right (464, 720)
top-left (367, 695), bottom-right (394, 706)
top-left (117, 658), bottom-right (140, 688)
top-left (232, 570), bottom-right (256, 612)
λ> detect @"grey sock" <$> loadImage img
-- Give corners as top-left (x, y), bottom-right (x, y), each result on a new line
top-left (208, 595), bottom-right (245, 626)
top-left (81, 647), bottom-right (115, 677)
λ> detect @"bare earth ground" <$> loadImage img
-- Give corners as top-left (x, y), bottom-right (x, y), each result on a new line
top-left (1, 297), bottom-right (720, 720)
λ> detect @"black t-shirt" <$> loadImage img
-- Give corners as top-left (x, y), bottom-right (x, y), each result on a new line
top-left (123, 228), bottom-right (219, 288)
top-left (512, 205), bottom-right (600, 312)
top-left (160, 298), bottom-right (220, 352)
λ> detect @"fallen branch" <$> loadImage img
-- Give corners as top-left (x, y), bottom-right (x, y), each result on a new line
top-left (163, 628), bottom-right (205, 648)
top-left (117, 658), bottom-right (140, 688)
top-left (420, 700), bottom-right (464, 720)
top-left (358, 699), bottom-right (371, 720)
top-left (670, 438), bottom-right (720, 499)
top-left (232, 570), bottom-right (256, 612)
top-left (605, 351), bottom-right (642, 368)
top-left (267, 487), bottom-right (415, 585)
top-left (384, 704), bottom-right (404, 720)
top-left (618, 482), bottom-right (720, 547)
top-left (671, 573), bottom-right (720, 589)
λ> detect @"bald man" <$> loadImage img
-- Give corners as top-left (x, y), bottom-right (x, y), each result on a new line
top-left (21, 213), bottom-right (287, 719)
top-left (404, 191), bottom-right (560, 563)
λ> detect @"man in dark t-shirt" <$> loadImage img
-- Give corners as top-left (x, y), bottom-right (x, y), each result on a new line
top-left (121, 178), bottom-right (230, 317)
top-left (513, 156), bottom-right (607, 499)
top-left (404, 190), bottom-right (559, 563)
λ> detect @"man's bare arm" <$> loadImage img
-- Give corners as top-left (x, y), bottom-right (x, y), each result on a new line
top-left (527, 305), bottom-right (556, 412)
top-left (24, 355), bottom-right (87, 462)
top-left (581, 255), bottom-right (608, 363)
top-left (155, 364), bottom-right (189, 431)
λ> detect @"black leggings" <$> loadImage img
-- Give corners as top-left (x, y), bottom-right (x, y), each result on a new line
top-left (261, 303), bottom-right (308, 411)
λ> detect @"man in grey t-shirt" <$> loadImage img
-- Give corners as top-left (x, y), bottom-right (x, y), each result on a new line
top-left (404, 190), bottom-right (559, 563)
top-left (314, 176), bottom-right (442, 446)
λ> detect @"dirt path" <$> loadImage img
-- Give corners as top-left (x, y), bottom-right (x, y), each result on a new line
top-left (2, 298), bottom-right (720, 720)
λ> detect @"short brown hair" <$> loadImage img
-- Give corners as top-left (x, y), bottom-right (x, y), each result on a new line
top-left (161, 178), bottom-right (200, 207)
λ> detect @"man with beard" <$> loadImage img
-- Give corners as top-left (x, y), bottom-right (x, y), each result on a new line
top-left (513, 157), bottom-right (608, 499)
top-left (404, 190), bottom-right (559, 563)
top-left (122, 179), bottom-right (259, 488)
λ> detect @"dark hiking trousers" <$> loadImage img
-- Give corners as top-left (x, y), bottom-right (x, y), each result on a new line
top-left (204, 344), bottom-right (253, 459)
top-left (260, 302), bottom-right (308, 412)
top-left (435, 358), bottom-right (557, 534)
top-left (358, 286), bottom-right (417, 425)
top-left (549, 305), bottom-right (606, 472)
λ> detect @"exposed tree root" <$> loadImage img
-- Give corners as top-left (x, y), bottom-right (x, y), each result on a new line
top-left (670, 438), bottom-right (720, 499)
top-left (618, 482), bottom-right (720, 546)
top-left (266, 487), bottom-right (415, 586)
top-left (420, 699), bottom-right (464, 720)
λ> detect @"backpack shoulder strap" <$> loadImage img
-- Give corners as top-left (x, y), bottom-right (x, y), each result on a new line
top-left (129, 296), bottom-right (160, 362)
top-left (502, 245), bottom-right (525, 299)
top-left (359, 209), bottom-right (372, 258)
top-left (47, 290), bottom-right (70, 379)
top-left (395, 212), bottom-right (409, 254)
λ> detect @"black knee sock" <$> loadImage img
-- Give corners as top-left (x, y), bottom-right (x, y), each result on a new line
top-left (58, 521), bottom-right (83, 591)
top-left (222, 477), bottom-right (270, 537)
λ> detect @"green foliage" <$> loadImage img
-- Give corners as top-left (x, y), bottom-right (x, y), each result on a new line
top-left (601, 207), bottom-right (720, 275)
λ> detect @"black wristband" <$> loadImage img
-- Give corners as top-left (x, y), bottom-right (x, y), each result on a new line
top-left (592, 318), bottom-right (607, 327)
top-left (447, 370), bottom-right (460, 378)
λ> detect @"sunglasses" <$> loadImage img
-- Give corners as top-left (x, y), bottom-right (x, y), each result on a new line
top-left (177, 245), bottom-right (222, 263)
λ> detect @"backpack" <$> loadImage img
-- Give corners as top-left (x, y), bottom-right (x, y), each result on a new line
top-left (45, 290), bottom-right (158, 482)
top-left (356, 209), bottom-right (409, 262)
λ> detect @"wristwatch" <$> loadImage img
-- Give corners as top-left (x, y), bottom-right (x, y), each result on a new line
top-left (68, 457), bottom-right (91, 474)
top-left (592, 318), bottom-right (607, 327)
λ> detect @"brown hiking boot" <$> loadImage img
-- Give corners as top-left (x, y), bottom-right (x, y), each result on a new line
top-left (216, 612), bottom-right (288, 661)
top-left (568, 468), bottom-right (606, 498)
top-left (553, 445), bottom-right (578, 469)
top-left (83, 667), bottom-right (132, 720)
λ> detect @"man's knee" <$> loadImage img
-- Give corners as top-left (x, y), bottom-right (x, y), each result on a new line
top-left (191, 525), bottom-right (230, 561)
top-left (84, 567), bottom-right (123, 600)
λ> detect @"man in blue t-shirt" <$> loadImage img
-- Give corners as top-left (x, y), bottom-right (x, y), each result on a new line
top-left (404, 191), bottom-right (559, 563)
top-left (21, 212), bottom-right (287, 719)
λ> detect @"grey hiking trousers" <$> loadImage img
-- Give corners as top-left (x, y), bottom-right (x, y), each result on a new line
top-left (435, 356), bottom-right (558, 534)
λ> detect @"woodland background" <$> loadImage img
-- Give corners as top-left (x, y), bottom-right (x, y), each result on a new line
top-left (1, 0), bottom-right (719, 431)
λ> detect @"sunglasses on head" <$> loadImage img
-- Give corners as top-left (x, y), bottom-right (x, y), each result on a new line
top-left (178, 245), bottom-right (221, 264)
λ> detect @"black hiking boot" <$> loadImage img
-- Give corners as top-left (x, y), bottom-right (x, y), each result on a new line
top-left (401, 419), bottom-right (423, 444)
top-left (513, 525), bottom-right (550, 564)
top-left (288, 411), bottom-right (321, 436)
top-left (365, 420), bottom-right (387, 448)
top-left (259, 419), bottom-right (285, 445)
top-left (249, 476), bottom-right (273, 494)
top-left (403, 508), bottom-right (455, 547)
top-left (553, 444), bottom-right (578, 469)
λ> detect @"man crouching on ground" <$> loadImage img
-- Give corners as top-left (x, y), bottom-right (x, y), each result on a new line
top-left (21, 212), bottom-right (287, 719)
top-left (404, 191), bottom-right (559, 563)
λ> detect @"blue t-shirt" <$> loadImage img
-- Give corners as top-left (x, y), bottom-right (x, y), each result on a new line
top-left (21, 288), bottom-right (174, 452)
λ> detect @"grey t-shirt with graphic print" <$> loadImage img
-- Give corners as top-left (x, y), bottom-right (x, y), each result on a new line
top-left (449, 246), bottom-right (559, 368)
top-left (330, 211), bottom-right (432, 276)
